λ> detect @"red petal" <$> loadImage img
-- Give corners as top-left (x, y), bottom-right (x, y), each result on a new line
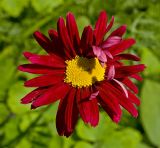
top-left (31, 82), bottom-right (71, 108)
top-left (66, 12), bottom-right (80, 53)
top-left (106, 16), bottom-right (114, 33)
top-left (57, 17), bottom-right (76, 58)
top-left (18, 64), bottom-right (65, 74)
top-left (131, 74), bottom-right (143, 81)
top-left (80, 26), bottom-right (93, 55)
top-left (114, 54), bottom-right (140, 61)
top-left (94, 11), bottom-right (108, 45)
top-left (48, 29), bottom-right (58, 40)
top-left (21, 88), bottom-right (46, 104)
top-left (101, 81), bottom-right (138, 117)
top-left (56, 88), bottom-right (79, 137)
top-left (77, 88), bottom-right (99, 127)
top-left (115, 64), bottom-right (146, 79)
top-left (122, 78), bottom-right (138, 94)
top-left (109, 38), bottom-right (136, 55)
top-left (109, 25), bottom-right (127, 37)
top-left (48, 29), bottom-right (65, 57)
top-left (24, 75), bottom-right (64, 87)
top-left (23, 52), bottom-right (35, 59)
top-left (33, 31), bottom-right (52, 54)
top-left (98, 86), bottom-right (122, 123)
top-left (128, 91), bottom-right (140, 106)
top-left (28, 54), bottom-right (65, 68)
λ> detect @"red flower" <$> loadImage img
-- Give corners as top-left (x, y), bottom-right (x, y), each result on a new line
top-left (18, 11), bottom-right (145, 137)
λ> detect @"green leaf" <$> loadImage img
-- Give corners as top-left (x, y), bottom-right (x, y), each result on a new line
top-left (141, 47), bottom-right (160, 76)
top-left (2, 116), bottom-right (19, 145)
top-left (0, 104), bottom-right (10, 124)
top-left (7, 81), bottom-right (33, 115)
top-left (0, 0), bottom-right (29, 17)
top-left (76, 112), bottom-right (118, 141)
top-left (0, 46), bottom-right (17, 101)
top-left (140, 79), bottom-right (160, 147)
top-left (100, 128), bottom-right (142, 148)
top-left (74, 141), bottom-right (92, 148)
top-left (31, 0), bottom-right (63, 13)
top-left (15, 137), bottom-right (31, 148)
top-left (76, 16), bottom-right (90, 35)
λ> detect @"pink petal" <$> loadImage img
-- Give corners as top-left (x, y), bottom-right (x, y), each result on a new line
top-left (107, 65), bottom-right (115, 80)
top-left (103, 50), bottom-right (113, 59)
top-left (92, 46), bottom-right (107, 62)
top-left (89, 91), bottom-right (99, 100)
top-left (102, 36), bottom-right (122, 48)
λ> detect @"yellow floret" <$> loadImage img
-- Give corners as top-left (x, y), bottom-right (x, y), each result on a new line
top-left (64, 56), bottom-right (106, 88)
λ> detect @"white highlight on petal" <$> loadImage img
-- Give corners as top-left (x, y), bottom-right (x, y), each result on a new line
top-left (113, 78), bottom-right (129, 98)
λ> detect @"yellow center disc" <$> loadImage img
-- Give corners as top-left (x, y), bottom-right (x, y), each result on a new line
top-left (64, 56), bottom-right (106, 88)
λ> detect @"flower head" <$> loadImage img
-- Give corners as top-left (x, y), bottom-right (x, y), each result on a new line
top-left (18, 11), bottom-right (145, 137)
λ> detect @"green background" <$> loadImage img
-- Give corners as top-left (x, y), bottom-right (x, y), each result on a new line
top-left (0, 0), bottom-right (160, 147)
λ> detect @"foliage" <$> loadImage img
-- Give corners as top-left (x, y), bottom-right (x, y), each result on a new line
top-left (0, 0), bottom-right (160, 147)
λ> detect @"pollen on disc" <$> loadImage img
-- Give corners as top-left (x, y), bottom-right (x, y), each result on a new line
top-left (64, 56), bottom-right (106, 88)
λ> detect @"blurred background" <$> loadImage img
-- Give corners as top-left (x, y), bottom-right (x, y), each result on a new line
top-left (0, 0), bottom-right (160, 147)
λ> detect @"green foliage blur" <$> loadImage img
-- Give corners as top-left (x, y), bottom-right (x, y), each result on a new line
top-left (0, 0), bottom-right (160, 147)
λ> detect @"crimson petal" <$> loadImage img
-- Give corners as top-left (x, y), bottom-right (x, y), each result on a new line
top-left (94, 11), bottom-right (108, 45)
top-left (109, 25), bottom-right (127, 37)
top-left (98, 87), bottom-right (122, 123)
top-left (102, 82), bottom-right (138, 117)
top-left (56, 88), bottom-right (79, 137)
top-left (57, 17), bottom-right (76, 58)
top-left (33, 31), bottom-right (52, 54)
top-left (24, 74), bottom-right (64, 87)
top-left (106, 16), bottom-right (114, 33)
top-left (109, 38), bottom-right (136, 55)
top-left (122, 78), bottom-right (138, 94)
top-left (18, 64), bottom-right (65, 74)
top-left (77, 88), bottom-right (99, 127)
top-left (31, 82), bottom-right (71, 108)
top-left (28, 54), bottom-right (65, 68)
top-left (66, 12), bottom-right (80, 54)
top-left (115, 64), bottom-right (145, 79)
top-left (80, 26), bottom-right (93, 55)
top-left (21, 88), bottom-right (46, 104)
top-left (114, 54), bottom-right (140, 61)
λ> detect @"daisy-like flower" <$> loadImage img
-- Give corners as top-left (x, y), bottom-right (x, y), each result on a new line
top-left (18, 11), bottom-right (145, 137)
